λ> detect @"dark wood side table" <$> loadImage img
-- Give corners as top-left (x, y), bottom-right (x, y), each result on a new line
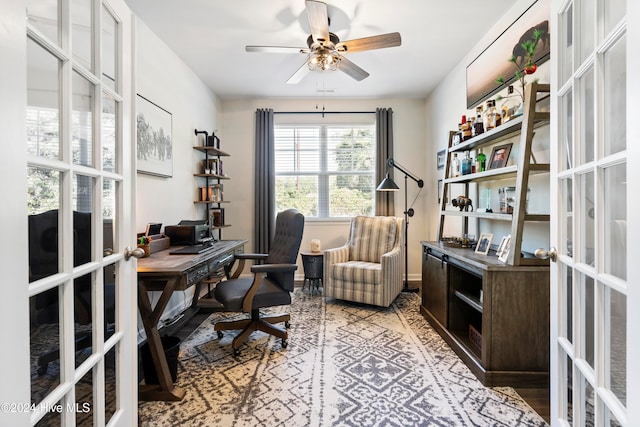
top-left (300, 251), bottom-right (323, 295)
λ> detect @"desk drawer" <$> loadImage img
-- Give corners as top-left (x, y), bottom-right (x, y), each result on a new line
top-left (186, 264), bottom-right (209, 285)
top-left (208, 252), bottom-right (235, 271)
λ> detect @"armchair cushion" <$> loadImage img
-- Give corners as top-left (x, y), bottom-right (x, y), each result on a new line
top-left (349, 216), bottom-right (397, 263)
top-left (330, 261), bottom-right (381, 285)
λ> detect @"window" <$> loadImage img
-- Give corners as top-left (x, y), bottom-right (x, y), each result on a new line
top-left (274, 120), bottom-right (375, 218)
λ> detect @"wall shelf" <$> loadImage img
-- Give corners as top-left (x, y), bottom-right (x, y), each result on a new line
top-left (438, 82), bottom-right (551, 266)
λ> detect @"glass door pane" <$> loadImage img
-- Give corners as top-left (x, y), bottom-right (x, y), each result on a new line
top-left (102, 6), bottom-right (117, 90)
top-left (27, 38), bottom-right (60, 160)
top-left (26, 0), bottom-right (59, 45)
top-left (578, 0), bottom-right (595, 66)
top-left (577, 67), bottom-right (595, 165)
top-left (560, 4), bottom-right (573, 86)
top-left (72, 72), bottom-right (95, 167)
top-left (72, 0), bottom-right (93, 70)
top-left (603, 163), bottom-right (626, 279)
top-left (603, 35), bottom-right (627, 157)
top-left (560, 89), bottom-right (573, 171)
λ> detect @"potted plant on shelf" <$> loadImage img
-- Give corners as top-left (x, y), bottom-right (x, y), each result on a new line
top-left (496, 28), bottom-right (543, 120)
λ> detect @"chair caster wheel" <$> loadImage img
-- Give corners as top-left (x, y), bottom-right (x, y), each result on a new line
top-left (233, 348), bottom-right (241, 356)
top-left (284, 321), bottom-right (291, 329)
top-left (217, 331), bottom-right (223, 339)
top-left (282, 339), bottom-right (288, 348)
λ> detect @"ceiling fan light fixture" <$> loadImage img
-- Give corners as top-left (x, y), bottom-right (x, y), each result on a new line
top-left (308, 49), bottom-right (340, 72)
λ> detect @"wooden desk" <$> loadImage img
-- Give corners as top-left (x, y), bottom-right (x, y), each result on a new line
top-left (136, 239), bottom-right (246, 401)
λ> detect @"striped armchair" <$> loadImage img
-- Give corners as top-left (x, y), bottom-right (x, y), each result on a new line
top-left (324, 216), bottom-right (404, 307)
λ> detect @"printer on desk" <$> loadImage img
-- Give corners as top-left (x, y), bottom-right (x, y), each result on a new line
top-left (164, 220), bottom-right (211, 246)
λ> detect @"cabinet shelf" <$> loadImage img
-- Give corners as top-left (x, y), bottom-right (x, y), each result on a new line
top-left (440, 210), bottom-right (550, 222)
top-left (438, 82), bottom-right (551, 266)
top-left (193, 146), bottom-right (230, 156)
top-left (449, 110), bottom-right (550, 154)
top-left (211, 224), bottom-right (231, 230)
top-left (454, 290), bottom-right (483, 313)
top-left (193, 131), bottom-right (232, 240)
top-left (445, 164), bottom-right (549, 184)
top-left (193, 173), bottom-right (229, 179)
top-left (194, 200), bottom-right (230, 204)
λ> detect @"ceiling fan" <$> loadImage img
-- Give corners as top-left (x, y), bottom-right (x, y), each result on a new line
top-left (245, 0), bottom-right (401, 84)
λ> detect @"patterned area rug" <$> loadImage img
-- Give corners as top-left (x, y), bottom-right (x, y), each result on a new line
top-left (138, 291), bottom-right (548, 426)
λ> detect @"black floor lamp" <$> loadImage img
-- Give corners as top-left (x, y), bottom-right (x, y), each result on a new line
top-left (376, 158), bottom-right (424, 292)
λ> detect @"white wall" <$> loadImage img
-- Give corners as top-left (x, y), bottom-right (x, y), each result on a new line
top-left (423, 0), bottom-right (551, 253)
top-left (220, 98), bottom-right (427, 281)
top-left (134, 20), bottom-right (221, 334)
top-left (135, 20), bottom-right (221, 233)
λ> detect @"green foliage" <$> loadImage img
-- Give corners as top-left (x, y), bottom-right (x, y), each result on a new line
top-left (496, 28), bottom-right (543, 103)
top-left (27, 168), bottom-right (59, 214)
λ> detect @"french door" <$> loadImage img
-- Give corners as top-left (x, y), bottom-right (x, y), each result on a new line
top-left (0, 0), bottom-right (138, 426)
top-left (550, 0), bottom-right (639, 425)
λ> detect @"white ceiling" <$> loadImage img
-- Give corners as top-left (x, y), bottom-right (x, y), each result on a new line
top-left (125, 0), bottom-right (514, 100)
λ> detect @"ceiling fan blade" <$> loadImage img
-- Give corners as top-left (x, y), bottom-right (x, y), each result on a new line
top-left (338, 56), bottom-right (369, 81)
top-left (246, 45), bottom-right (309, 54)
top-left (306, 0), bottom-right (330, 44)
top-left (286, 61), bottom-right (312, 84)
top-left (337, 32), bottom-right (402, 53)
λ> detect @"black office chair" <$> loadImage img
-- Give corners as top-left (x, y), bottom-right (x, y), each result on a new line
top-left (214, 209), bottom-right (304, 355)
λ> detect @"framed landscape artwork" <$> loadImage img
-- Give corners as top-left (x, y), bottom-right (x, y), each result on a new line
top-left (465, 0), bottom-right (550, 108)
top-left (136, 94), bottom-right (173, 177)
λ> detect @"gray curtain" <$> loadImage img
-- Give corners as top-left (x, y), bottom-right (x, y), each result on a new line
top-left (255, 108), bottom-right (275, 253)
top-left (376, 108), bottom-right (395, 216)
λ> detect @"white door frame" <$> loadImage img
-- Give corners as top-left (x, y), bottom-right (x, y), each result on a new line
top-left (625, 0), bottom-right (640, 423)
top-left (550, 0), bottom-right (640, 425)
top-left (0, 0), bottom-right (138, 425)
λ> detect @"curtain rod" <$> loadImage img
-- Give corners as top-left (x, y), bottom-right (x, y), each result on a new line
top-left (273, 111), bottom-right (376, 115)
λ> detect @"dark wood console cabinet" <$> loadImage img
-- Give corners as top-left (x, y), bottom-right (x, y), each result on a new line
top-left (421, 241), bottom-right (550, 387)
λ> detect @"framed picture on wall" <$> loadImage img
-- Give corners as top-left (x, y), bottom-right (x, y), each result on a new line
top-left (136, 94), bottom-right (173, 177)
top-left (437, 149), bottom-right (446, 170)
top-left (465, 0), bottom-right (550, 108)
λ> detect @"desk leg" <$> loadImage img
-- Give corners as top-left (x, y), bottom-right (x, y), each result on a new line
top-left (137, 279), bottom-right (186, 401)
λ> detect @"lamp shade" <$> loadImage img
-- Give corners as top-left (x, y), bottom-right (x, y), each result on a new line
top-left (376, 173), bottom-right (400, 191)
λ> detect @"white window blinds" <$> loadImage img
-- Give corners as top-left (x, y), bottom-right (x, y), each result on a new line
top-left (274, 115), bottom-right (375, 218)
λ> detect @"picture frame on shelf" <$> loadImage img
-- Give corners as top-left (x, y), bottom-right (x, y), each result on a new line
top-left (496, 235), bottom-right (510, 257)
top-left (475, 233), bottom-right (493, 255)
top-left (489, 143), bottom-right (513, 169)
top-left (437, 149), bottom-right (446, 170)
top-left (498, 235), bottom-right (512, 262)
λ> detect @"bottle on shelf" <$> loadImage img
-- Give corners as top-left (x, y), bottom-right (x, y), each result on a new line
top-left (476, 148), bottom-right (486, 172)
top-left (460, 115), bottom-right (472, 141)
top-left (451, 153), bottom-right (461, 177)
top-left (473, 105), bottom-right (484, 137)
top-left (483, 99), bottom-right (500, 131)
top-left (461, 151), bottom-right (473, 175)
